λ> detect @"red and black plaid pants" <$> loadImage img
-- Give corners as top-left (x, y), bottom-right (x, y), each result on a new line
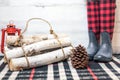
top-left (87, 0), bottom-right (116, 40)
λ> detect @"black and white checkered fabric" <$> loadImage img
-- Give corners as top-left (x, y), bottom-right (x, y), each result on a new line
top-left (0, 55), bottom-right (120, 80)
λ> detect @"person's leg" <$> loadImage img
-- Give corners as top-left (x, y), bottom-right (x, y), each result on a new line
top-left (94, 0), bottom-right (116, 62)
top-left (99, 0), bottom-right (116, 40)
top-left (87, 1), bottom-right (100, 60)
top-left (87, 1), bottom-right (100, 40)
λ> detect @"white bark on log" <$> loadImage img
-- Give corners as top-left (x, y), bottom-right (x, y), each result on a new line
top-left (6, 33), bottom-right (68, 46)
top-left (9, 47), bottom-right (72, 71)
top-left (4, 46), bottom-right (11, 51)
top-left (4, 46), bottom-right (11, 63)
top-left (5, 37), bottom-right (71, 61)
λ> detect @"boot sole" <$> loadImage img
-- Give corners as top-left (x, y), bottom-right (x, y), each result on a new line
top-left (94, 57), bottom-right (112, 62)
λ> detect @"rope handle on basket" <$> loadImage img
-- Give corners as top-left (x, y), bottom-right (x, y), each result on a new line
top-left (22, 18), bottom-right (54, 34)
top-left (18, 18), bottom-right (68, 69)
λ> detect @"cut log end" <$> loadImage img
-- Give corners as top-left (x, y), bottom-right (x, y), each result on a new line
top-left (3, 57), bottom-right (7, 63)
top-left (4, 53), bottom-right (8, 63)
top-left (9, 59), bottom-right (23, 71)
top-left (9, 60), bottom-right (14, 71)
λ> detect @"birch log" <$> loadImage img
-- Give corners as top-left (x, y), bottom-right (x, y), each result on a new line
top-left (9, 47), bottom-right (72, 71)
top-left (4, 46), bottom-right (11, 51)
top-left (5, 37), bottom-right (71, 61)
top-left (6, 33), bottom-right (68, 46)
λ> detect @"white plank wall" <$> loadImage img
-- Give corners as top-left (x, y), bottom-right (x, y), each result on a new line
top-left (0, 0), bottom-right (88, 56)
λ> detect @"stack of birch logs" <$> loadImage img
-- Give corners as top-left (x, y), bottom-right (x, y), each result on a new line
top-left (4, 33), bottom-right (73, 71)
top-left (3, 18), bottom-right (74, 71)
top-left (4, 18), bottom-right (89, 71)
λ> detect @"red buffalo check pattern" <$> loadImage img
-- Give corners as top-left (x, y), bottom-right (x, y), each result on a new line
top-left (87, 0), bottom-right (116, 40)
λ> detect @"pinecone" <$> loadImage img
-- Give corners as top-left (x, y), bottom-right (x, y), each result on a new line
top-left (70, 45), bottom-right (89, 69)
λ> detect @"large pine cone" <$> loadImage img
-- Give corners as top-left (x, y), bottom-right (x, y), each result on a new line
top-left (70, 45), bottom-right (89, 69)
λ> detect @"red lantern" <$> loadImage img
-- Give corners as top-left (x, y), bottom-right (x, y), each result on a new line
top-left (1, 21), bottom-right (21, 53)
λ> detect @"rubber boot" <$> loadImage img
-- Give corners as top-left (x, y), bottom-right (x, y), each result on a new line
top-left (94, 32), bottom-right (113, 62)
top-left (87, 31), bottom-right (99, 60)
